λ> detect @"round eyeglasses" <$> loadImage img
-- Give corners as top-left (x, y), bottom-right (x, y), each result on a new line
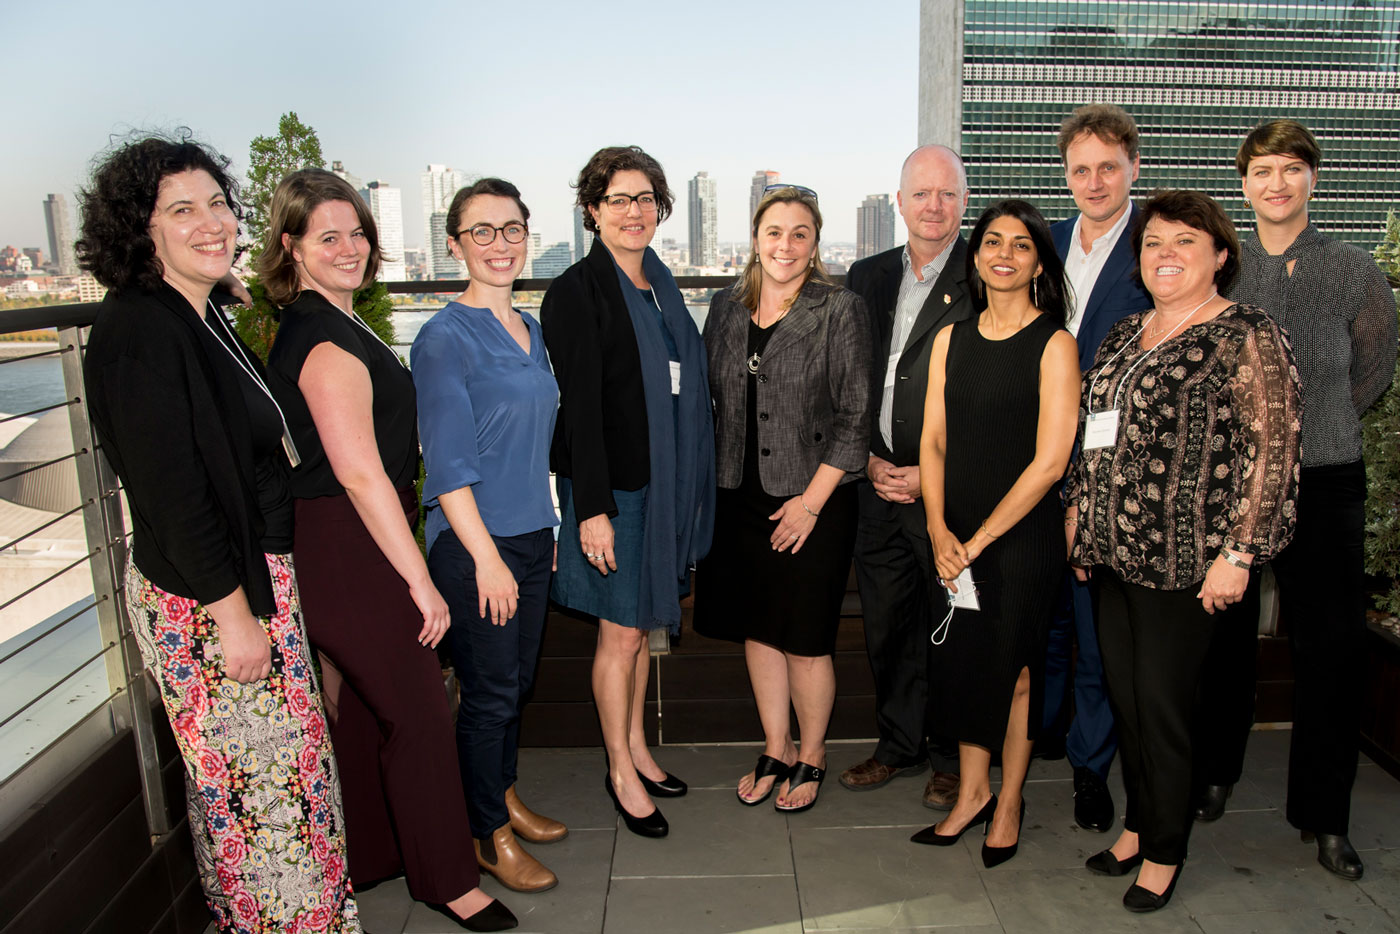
top-left (463, 223), bottom-right (528, 246)
top-left (600, 192), bottom-right (658, 213)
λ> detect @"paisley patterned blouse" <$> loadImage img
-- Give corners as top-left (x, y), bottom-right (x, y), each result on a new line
top-left (1067, 302), bottom-right (1302, 590)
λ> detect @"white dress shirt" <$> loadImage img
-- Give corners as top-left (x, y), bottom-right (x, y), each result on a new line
top-left (1063, 207), bottom-right (1133, 337)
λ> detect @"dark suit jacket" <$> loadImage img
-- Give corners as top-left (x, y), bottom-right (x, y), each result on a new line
top-left (847, 240), bottom-right (972, 467)
top-left (83, 282), bottom-right (278, 616)
top-left (540, 240), bottom-right (650, 522)
top-left (1052, 205), bottom-right (1153, 370)
top-left (704, 279), bottom-right (871, 496)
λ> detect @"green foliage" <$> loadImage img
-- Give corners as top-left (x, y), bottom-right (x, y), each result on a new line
top-left (1362, 208), bottom-right (1400, 615)
top-left (243, 112), bottom-right (325, 252)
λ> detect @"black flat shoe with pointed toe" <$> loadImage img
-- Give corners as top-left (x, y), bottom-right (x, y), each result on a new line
top-left (426, 899), bottom-right (519, 932)
top-left (605, 775), bottom-right (668, 838)
top-left (1086, 848), bottom-right (1144, 877)
top-left (911, 793), bottom-right (996, 846)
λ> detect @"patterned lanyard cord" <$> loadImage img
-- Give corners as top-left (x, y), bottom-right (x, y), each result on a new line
top-left (199, 301), bottom-right (297, 453)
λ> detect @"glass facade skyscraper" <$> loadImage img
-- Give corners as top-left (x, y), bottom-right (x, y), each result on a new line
top-left (955, 0), bottom-right (1400, 245)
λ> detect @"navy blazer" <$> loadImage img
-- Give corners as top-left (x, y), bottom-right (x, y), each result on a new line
top-left (1052, 204), bottom-right (1152, 370)
top-left (847, 240), bottom-right (972, 466)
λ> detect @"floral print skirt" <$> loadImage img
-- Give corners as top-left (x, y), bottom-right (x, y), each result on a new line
top-left (126, 553), bottom-right (361, 934)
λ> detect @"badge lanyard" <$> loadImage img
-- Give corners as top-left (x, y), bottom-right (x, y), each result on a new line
top-left (343, 306), bottom-right (408, 371)
top-left (199, 301), bottom-right (302, 468)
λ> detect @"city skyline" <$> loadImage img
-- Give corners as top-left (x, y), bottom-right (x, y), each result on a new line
top-left (0, 0), bottom-right (920, 259)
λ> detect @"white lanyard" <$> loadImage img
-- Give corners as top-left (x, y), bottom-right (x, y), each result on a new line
top-left (199, 301), bottom-right (301, 467)
top-left (1087, 292), bottom-right (1217, 414)
top-left (343, 304), bottom-right (408, 370)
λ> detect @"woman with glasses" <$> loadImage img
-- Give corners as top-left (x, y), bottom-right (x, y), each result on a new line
top-left (541, 146), bottom-right (715, 838)
top-left (693, 185), bottom-right (871, 814)
top-left (412, 178), bottom-right (564, 894)
top-left (263, 169), bottom-right (516, 931)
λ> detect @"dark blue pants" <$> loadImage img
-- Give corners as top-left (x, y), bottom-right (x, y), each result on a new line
top-left (1042, 570), bottom-right (1118, 777)
top-left (428, 526), bottom-right (553, 838)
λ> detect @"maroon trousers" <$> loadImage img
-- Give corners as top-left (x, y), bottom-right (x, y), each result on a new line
top-left (294, 488), bottom-right (477, 903)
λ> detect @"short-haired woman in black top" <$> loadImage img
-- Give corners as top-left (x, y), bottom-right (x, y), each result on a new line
top-left (263, 169), bottom-right (515, 932)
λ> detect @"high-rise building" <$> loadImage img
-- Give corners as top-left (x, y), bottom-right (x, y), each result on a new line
top-left (856, 194), bottom-right (897, 260)
top-left (421, 164), bottom-right (469, 279)
top-left (688, 172), bottom-right (719, 268)
top-left (532, 241), bottom-right (573, 278)
top-left (749, 170), bottom-right (780, 225)
top-left (330, 160), bottom-right (363, 194)
top-left (42, 194), bottom-right (76, 275)
top-left (573, 204), bottom-right (594, 262)
top-left (920, 0), bottom-right (1400, 244)
top-left (359, 181), bottom-right (406, 283)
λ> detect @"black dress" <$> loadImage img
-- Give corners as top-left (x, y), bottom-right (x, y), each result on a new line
top-left (929, 314), bottom-right (1062, 750)
top-left (694, 319), bottom-right (859, 657)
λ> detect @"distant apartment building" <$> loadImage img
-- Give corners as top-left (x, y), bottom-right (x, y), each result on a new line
top-left (856, 194), bottom-right (897, 260)
top-left (359, 181), bottom-right (407, 282)
top-left (573, 204), bottom-right (594, 262)
top-left (920, 0), bottom-right (1400, 244)
top-left (749, 170), bottom-right (780, 225)
top-left (532, 242), bottom-right (573, 279)
top-left (421, 164), bottom-right (469, 279)
top-left (688, 172), bottom-right (719, 268)
top-left (330, 160), bottom-right (363, 194)
top-left (42, 195), bottom-right (76, 275)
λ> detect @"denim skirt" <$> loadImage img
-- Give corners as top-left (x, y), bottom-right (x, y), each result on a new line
top-left (551, 478), bottom-right (649, 628)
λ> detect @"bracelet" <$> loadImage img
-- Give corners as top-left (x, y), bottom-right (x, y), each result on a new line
top-left (801, 497), bottom-right (820, 518)
top-left (979, 522), bottom-right (999, 540)
top-left (1064, 516), bottom-right (1079, 527)
top-left (1219, 549), bottom-right (1250, 569)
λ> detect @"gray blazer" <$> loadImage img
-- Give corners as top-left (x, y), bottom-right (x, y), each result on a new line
top-left (704, 279), bottom-right (872, 496)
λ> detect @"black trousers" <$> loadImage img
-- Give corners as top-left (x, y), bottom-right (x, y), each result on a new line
top-left (1095, 568), bottom-right (1251, 864)
top-left (1192, 577), bottom-right (1260, 788)
top-left (852, 482), bottom-right (957, 770)
top-left (1275, 462), bottom-right (1367, 834)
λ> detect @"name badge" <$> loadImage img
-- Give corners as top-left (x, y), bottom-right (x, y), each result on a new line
top-left (282, 426), bottom-right (303, 468)
top-left (1083, 409), bottom-right (1120, 450)
top-left (669, 360), bottom-right (682, 396)
top-left (946, 567), bottom-right (980, 610)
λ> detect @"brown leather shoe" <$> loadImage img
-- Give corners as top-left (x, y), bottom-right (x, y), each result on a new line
top-left (922, 770), bottom-right (960, 811)
top-left (474, 823), bottom-right (558, 893)
top-left (839, 756), bottom-right (926, 790)
top-left (506, 784), bottom-right (568, 843)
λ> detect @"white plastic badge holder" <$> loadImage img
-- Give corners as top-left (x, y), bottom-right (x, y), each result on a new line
top-left (669, 360), bottom-right (682, 395)
top-left (932, 567), bottom-right (979, 645)
top-left (1083, 409), bottom-right (1120, 450)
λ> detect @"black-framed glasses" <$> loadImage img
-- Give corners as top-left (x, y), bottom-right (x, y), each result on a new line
top-left (600, 192), bottom-right (659, 213)
top-left (763, 183), bottom-right (819, 202)
top-left (463, 223), bottom-right (528, 246)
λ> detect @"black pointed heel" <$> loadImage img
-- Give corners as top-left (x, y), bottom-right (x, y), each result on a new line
top-left (911, 792), bottom-right (996, 845)
top-left (605, 775), bottom-right (668, 838)
top-left (425, 898), bottom-right (518, 932)
top-left (980, 801), bottom-right (1025, 868)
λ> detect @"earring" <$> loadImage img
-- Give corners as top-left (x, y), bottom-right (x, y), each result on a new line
top-left (1033, 277), bottom-right (1039, 308)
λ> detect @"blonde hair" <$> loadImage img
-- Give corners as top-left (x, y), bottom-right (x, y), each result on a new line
top-left (731, 187), bottom-right (833, 312)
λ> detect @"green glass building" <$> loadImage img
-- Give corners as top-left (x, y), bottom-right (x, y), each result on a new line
top-left (938, 1), bottom-right (1400, 246)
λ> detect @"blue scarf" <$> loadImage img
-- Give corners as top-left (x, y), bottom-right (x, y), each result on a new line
top-left (611, 247), bottom-right (716, 632)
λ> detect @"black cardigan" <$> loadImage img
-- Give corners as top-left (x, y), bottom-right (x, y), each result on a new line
top-left (83, 283), bottom-right (279, 616)
top-left (540, 240), bottom-right (650, 522)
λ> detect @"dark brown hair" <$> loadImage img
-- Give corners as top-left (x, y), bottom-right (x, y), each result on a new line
top-left (1058, 103), bottom-right (1140, 163)
top-left (1235, 119), bottom-right (1321, 176)
top-left (445, 177), bottom-right (531, 243)
top-left (573, 146), bottom-right (673, 233)
top-left (256, 168), bottom-right (382, 306)
top-left (1132, 190), bottom-right (1240, 292)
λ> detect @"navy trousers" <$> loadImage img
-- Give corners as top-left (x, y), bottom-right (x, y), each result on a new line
top-left (429, 526), bottom-right (553, 838)
top-left (1041, 570), bottom-right (1118, 777)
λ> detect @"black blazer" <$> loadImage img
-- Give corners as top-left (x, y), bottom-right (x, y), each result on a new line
top-left (83, 283), bottom-right (278, 616)
top-left (847, 239), bottom-right (972, 466)
top-left (540, 239), bottom-right (650, 522)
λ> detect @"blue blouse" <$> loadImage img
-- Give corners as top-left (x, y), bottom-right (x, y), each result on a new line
top-left (411, 302), bottom-right (559, 548)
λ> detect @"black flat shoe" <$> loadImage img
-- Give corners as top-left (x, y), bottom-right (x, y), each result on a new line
top-left (774, 761), bottom-right (825, 813)
top-left (1193, 783), bottom-right (1232, 822)
top-left (981, 801), bottom-right (1025, 868)
top-left (1303, 830), bottom-right (1364, 880)
top-left (1123, 864), bottom-right (1182, 913)
top-left (1086, 848), bottom-right (1144, 877)
top-left (640, 770), bottom-right (688, 798)
top-left (911, 793), bottom-right (996, 846)
top-left (604, 775), bottom-right (668, 838)
top-left (426, 898), bottom-right (519, 932)
top-left (737, 754), bottom-right (791, 807)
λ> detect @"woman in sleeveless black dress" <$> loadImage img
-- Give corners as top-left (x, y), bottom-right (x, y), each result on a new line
top-left (911, 201), bottom-right (1081, 868)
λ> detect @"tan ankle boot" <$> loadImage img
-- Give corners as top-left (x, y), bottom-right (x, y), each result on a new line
top-left (474, 823), bottom-right (558, 893)
top-left (506, 784), bottom-right (568, 843)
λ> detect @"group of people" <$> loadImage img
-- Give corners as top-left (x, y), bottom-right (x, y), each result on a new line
top-left (72, 101), bottom-right (1392, 934)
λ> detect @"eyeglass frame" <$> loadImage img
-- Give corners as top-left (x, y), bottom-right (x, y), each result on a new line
top-left (598, 191), bottom-right (659, 213)
top-left (762, 183), bottom-right (819, 202)
top-left (459, 222), bottom-right (529, 246)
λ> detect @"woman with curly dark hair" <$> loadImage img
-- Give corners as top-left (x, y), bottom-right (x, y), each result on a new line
top-left (79, 133), bottom-right (362, 933)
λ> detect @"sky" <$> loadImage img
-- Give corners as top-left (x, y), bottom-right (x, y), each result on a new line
top-left (1, 0), bottom-right (920, 257)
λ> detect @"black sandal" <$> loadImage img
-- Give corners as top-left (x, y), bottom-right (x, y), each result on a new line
top-left (775, 762), bottom-right (825, 814)
top-left (737, 754), bottom-right (791, 806)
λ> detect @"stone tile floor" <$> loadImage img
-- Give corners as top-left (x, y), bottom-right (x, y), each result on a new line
top-left (319, 731), bottom-right (1400, 933)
